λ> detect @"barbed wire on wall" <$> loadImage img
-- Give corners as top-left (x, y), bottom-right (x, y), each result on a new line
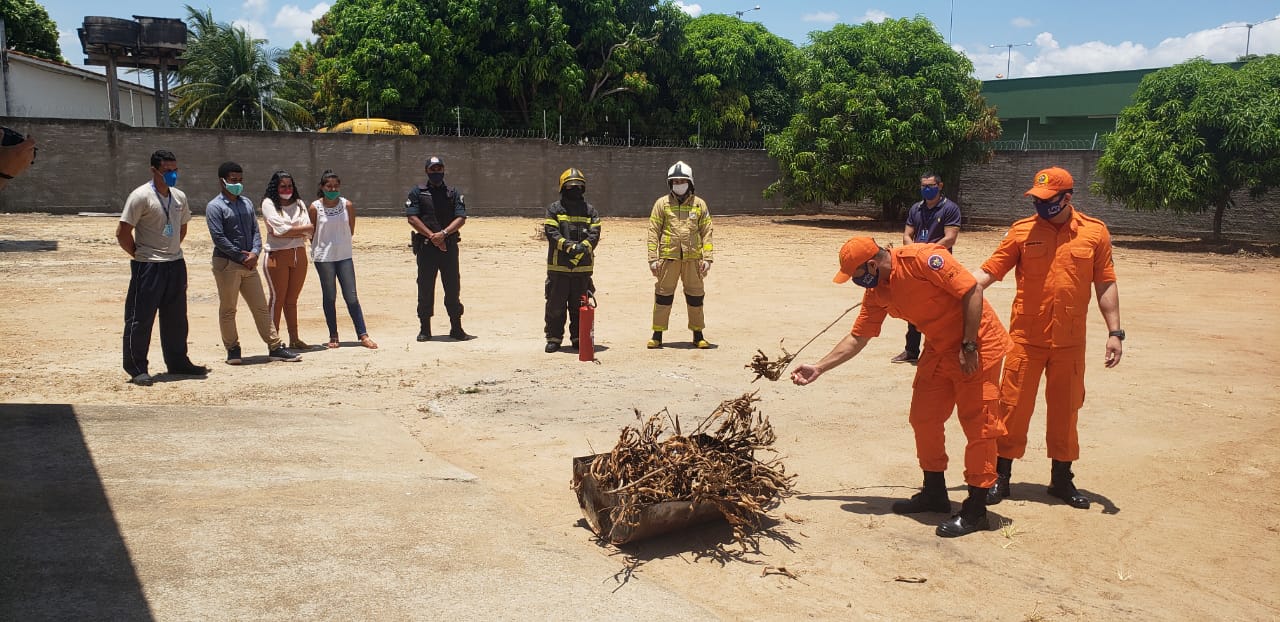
top-left (992, 137), bottom-right (1109, 152)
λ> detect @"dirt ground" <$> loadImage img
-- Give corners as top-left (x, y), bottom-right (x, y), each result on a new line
top-left (1, 212), bottom-right (1277, 621)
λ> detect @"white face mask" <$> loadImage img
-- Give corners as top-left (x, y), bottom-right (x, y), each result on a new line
top-left (278, 191), bottom-right (294, 201)
top-left (671, 182), bottom-right (690, 195)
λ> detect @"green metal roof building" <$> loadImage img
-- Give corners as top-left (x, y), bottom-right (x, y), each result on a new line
top-left (980, 67), bottom-right (1159, 151)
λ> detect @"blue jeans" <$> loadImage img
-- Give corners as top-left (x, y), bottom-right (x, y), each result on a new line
top-left (313, 259), bottom-right (368, 339)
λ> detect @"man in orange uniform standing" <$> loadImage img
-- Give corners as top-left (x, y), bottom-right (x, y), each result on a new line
top-left (792, 237), bottom-right (1010, 537)
top-left (974, 167), bottom-right (1124, 509)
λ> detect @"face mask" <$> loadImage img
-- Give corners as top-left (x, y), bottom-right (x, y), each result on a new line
top-left (161, 170), bottom-right (178, 187)
top-left (427, 172), bottom-right (445, 185)
top-left (852, 262), bottom-right (880, 288)
top-left (278, 191), bottom-right (294, 202)
top-left (323, 190), bottom-right (340, 201)
top-left (222, 180), bottom-right (243, 196)
top-left (920, 185), bottom-right (941, 201)
top-left (563, 187), bottom-right (585, 201)
top-left (1034, 196), bottom-right (1064, 220)
top-left (671, 182), bottom-right (690, 195)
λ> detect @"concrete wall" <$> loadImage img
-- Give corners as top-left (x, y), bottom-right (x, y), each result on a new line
top-left (1, 118), bottom-right (1275, 241)
top-left (3, 56), bottom-right (161, 127)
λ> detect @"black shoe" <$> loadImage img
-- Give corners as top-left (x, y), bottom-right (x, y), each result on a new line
top-left (167, 363), bottom-right (209, 376)
top-left (892, 490), bottom-right (952, 514)
top-left (129, 373), bottom-right (154, 386)
top-left (937, 487), bottom-right (991, 537)
top-left (416, 328), bottom-right (431, 342)
top-left (986, 476), bottom-right (1010, 505)
top-left (545, 341), bottom-right (560, 353)
top-left (226, 346), bottom-right (242, 365)
top-left (1048, 460), bottom-right (1090, 509)
top-left (449, 320), bottom-right (473, 340)
top-left (268, 346), bottom-right (302, 362)
top-left (1047, 482), bottom-right (1091, 509)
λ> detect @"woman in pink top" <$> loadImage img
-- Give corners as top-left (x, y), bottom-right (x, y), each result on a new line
top-left (260, 170), bottom-right (314, 349)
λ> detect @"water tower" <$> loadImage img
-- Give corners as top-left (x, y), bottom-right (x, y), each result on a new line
top-left (78, 16), bottom-right (187, 127)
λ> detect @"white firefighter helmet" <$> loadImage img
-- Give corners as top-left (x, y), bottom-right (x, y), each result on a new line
top-left (667, 161), bottom-right (693, 183)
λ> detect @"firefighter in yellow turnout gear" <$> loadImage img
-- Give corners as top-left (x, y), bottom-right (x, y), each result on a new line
top-left (543, 168), bottom-right (601, 353)
top-left (646, 161), bottom-right (714, 349)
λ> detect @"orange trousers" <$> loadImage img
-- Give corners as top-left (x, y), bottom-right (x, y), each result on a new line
top-left (908, 350), bottom-right (1005, 488)
top-left (996, 342), bottom-right (1086, 462)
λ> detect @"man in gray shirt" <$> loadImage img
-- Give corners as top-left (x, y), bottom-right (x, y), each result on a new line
top-left (117, 149), bottom-right (207, 386)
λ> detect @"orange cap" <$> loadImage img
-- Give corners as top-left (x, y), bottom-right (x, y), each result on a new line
top-left (833, 237), bottom-right (881, 283)
top-left (1025, 166), bottom-right (1074, 199)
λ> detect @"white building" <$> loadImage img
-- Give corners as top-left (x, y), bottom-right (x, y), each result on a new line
top-left (1, 50), bottom-right (164, 127)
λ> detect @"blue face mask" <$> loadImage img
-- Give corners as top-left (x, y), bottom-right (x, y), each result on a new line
top-left (920, 185), bottom-right (941, 201)
top-left (852, 262), bottom-right (880, 288)
top-left (1034, 196), bottom-right (1064, 220)
top-left (162, 170), bottom-right (179, 187)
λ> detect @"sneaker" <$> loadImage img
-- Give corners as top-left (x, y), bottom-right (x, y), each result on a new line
top-left (226, 346), bottom-right (243, 365)
top-left (167, 363), bottom-right (209, 376)
top-left (129, 372), bottom-right (154, 386)
top-left (890, 351), bottom-right (919, 364)
top-left (268, 346), bottom-right (302, 362)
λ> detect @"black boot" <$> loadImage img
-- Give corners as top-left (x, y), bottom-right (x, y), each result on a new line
top-left (986, 456), bottom-right (1013, 505)
top-left (1047, 460), bottom-right (1090, 509)
top-left (416, 325), bottom-right (431, 342)
top-left (891, 471), bottom-right (951, 514)
top-left (449, 317), bottom-right (473, 341)
top-left (936, 486), bottom-right (991, 537)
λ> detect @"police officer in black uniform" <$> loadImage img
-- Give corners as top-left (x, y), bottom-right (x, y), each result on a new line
top-left (543, 167), bottom-right (601, 353)
top-left (406, 156), bottom-right (471, 341)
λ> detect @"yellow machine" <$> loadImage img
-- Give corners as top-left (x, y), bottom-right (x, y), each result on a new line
top-left (317, 118), bottom-right (420, 135)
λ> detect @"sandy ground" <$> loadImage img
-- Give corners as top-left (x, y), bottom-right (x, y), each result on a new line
top-left (1, 212), bottom-right (1277, 621)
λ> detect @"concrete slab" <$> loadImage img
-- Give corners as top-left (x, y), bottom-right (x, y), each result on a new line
top-left (0, 404), bottom-right (716, 621)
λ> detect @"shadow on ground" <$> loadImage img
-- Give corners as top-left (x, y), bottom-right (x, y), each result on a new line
top-left (1113, 237), bottom-right (1280, 257)
top-left (0, 404), bottom-right (152, 620)
top-left (0, 240), bottom-right (58, 252)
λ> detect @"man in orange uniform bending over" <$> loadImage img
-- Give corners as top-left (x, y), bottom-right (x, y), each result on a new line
top-left (974, 167), bottom-right (1124, 510)
top-left (792, 237), bottom-right (1010, 537)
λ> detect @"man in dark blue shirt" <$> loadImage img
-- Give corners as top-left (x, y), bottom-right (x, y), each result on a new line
top-left (406, 156), bottom-right (471, 341)
top-left (892, 171), bottom-right (962, 364)
top-left (206, 161), bottom-right (301, 365)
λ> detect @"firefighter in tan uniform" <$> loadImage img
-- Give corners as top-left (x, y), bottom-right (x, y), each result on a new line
top-left (646, 161), bottom-right (713, 349)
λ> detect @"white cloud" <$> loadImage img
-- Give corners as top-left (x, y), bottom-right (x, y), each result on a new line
top-left (1011, 17), bottom-right (1034, 28)
top-left (858, 10), bottom-right (890, 24)
top-left (970, 18), bottom-right (1280, 80)
top-left (243, 0), bottom-right (268, 17)
top-left (675, 1), bottom-right (702, 17)
top-left (802, 12), bottom-right (839, 23)
top-left (273, 3), bottom-right (330, 41)
top-left (233, 19), bottom-right (269, 41)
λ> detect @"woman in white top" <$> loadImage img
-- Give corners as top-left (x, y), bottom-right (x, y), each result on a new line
top-left (260, 170), bottom-right (314, 349)
top-left (308, 170), bottom-right (377, 349)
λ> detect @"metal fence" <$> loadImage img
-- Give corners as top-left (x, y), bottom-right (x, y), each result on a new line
top-left (992, 135), bottom-right (1109, 152)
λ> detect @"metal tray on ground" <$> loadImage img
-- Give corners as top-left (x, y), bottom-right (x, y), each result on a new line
top-left (572, 454), bottom-right (723, 545)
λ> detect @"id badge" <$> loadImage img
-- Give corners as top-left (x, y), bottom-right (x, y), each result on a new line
top-left (163, 223), bottom-right (174, 237)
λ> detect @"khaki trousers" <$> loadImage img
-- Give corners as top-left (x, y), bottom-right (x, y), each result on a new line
top-left (212, 256), bottom-right (281, 350)
top-left (651, 259), bottom-right (705, 331)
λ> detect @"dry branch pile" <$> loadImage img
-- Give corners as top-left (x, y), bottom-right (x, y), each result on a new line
top-left (746, 341), bottom-right (795, 382)
top-left (577, 392), bottom-right (795, 544)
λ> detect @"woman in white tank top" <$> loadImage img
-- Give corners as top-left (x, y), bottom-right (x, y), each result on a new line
top-left (308, 170), bottom-right (377, 350)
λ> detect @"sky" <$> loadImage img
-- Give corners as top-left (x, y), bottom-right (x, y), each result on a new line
top-left (46, 0), bottom-right (1280, 82)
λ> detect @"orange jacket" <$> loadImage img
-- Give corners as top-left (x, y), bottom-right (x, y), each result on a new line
top-left (980, 209), bottom-right (1117, 348)
top-left (852, 244), bottom-right (1010, 369)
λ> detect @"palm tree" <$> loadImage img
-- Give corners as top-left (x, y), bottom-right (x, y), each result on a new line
top-left (172, 6), bottom-right (314, 130)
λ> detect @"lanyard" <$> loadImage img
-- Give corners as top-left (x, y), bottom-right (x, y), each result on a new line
top-left (151, 182), bottom-right (173, 227)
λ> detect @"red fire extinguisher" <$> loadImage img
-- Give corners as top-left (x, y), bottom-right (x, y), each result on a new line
top-left (578, 293), bottom-right (596, 362)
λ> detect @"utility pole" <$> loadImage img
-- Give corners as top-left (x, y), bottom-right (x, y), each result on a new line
top-left (1221, 16), bottom-right (1278, 56)
top-left (734, 5), bottom-right (761, 18)
top-left (988, 42), bottom-right (1032, 78)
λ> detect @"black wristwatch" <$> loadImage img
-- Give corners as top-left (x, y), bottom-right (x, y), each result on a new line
top-left (961, 340), bottom-right (978, 353)
top-left (1108, 329), bottom-right (1125, 341)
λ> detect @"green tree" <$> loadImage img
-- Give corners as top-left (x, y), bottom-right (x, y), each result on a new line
top-left (173, 6), bottom-right (313, 130)
top-left (765, 18), bottom-right (1000, 218)
top-left (671, 14), bottom-right (798, 142)
top-left (1094, 56), bottom-right (1280, 239)
top-left (0, 0), bottom-right (62, 62)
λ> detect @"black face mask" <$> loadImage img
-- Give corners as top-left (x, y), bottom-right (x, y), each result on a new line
top-left (427, 172), bottom-right (445, 185)
top-left (563, 187), bottom-right (585, 201)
